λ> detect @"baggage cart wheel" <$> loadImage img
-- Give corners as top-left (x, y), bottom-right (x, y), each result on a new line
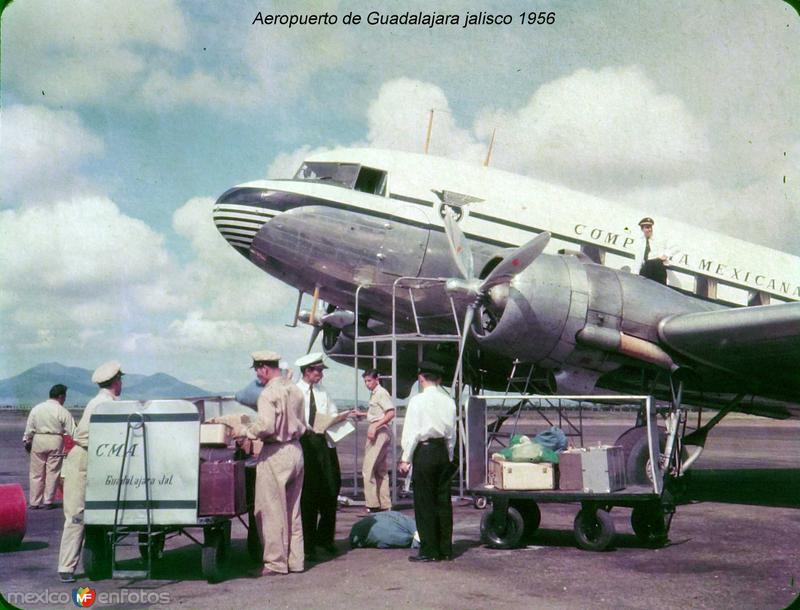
top-left (202, 525), bottom-right (228, 583)
top-left (83, 526), bottom-right (111, 580)
top-left (573, 507), bottom-right (615, 551)
top-left (247, 512), bottom-right (263, 562)
top-left (138, 532), bottom-right (165, 561)
top-left (510, 499), bottom-right (541, 538)
top-left (630, 505), bottom-right (668, 548)
top-left (480, 505), bottom-right (524, 549)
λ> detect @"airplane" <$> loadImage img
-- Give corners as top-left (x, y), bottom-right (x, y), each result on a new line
top-left (211, 147), bottom-right (800, 488)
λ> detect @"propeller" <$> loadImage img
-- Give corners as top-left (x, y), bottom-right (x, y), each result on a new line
top-left (441, 208), bottom-right (550, 394)
top-left (303, 302), bottom-right (339, 353)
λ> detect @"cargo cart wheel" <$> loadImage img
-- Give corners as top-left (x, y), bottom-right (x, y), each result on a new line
top-left (573, 508), bottom-right (615, 551)
top-left (473, 496), bottom-right (488, 510)
top-left (247, 513), bottom-right (263, 562)
top-left (509, 499), bottom-right (541, 538)
top-left (631, 506), bottom-right (667, 547)
top-left (138, 532), bottom-right (165, 561)
top-left (83, 526), bottom-right (111, 580)
top-left (480, 506), bottom-right (524, 549)
top-left (202, 526), bottom-right (227, 583)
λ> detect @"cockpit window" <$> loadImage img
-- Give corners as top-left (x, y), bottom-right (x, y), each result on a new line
top-left (294, 162), bottom-right (387, 196)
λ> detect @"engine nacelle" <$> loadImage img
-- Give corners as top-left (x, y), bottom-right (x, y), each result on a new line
top-left (473, 253), bottom-right (714, 391)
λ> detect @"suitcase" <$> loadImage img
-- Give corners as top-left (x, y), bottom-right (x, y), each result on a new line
top-left (488, 460), bottom-right (555, 490)
top-left (557, 450), bottom-right (585, 490)
top-left (580, 445), bottom-right (626, 493)
top-left (199, 460), bottom-right (247, 516)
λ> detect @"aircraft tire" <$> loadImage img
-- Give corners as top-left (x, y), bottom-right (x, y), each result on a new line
top-left (480, 506), bottom-right (524, 549)
top-left (573, 508), bottom-right (615, 551)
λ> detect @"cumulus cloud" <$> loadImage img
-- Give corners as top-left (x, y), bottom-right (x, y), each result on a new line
top-left (367, 78), bottom-right (485, 162)
top-left (0, 197), bottom-right (183, 334)
top-left (2, 0), bottom-right (188, 107)
top-left (1, 105), bottom-right (104, 204)
top-left (475, 66), bottom-right (711, 191)
top-left (171, 196), bottom-right (296, 318)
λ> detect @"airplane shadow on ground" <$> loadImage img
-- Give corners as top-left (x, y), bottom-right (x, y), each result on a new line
top-left (676, 469), bottom-right (800, 508)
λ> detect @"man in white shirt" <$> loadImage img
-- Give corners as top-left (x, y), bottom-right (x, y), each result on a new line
top-left (23, 384), bottom-right (76, 510)
top-left (634, 217), bottom-right (669, 285)
top-left (399, 362), bottom-right (456, 562)
top-left (57, 361), bottom-right (123, 583)
top-left (295, 353), bottom-right (352, 561)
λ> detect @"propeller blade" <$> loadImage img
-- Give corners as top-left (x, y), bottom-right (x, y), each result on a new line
top-left (450, 305), bottom-right (475, 395)
top-left (480, 231), bottom-right (551, 291)
top-left (442, 208), bottom-right (474, 280)
top-left (306, 326), bottom-right (322, 353)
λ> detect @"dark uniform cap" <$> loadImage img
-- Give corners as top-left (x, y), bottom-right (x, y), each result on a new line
top-left (638, 217), bottom-right (655, 227)
top-left (418, 361), bottom-right (445, 376)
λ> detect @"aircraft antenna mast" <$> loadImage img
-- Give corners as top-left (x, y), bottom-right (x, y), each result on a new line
top-left (424, 109), bottom-right (434, 154)
top-left (483, 128), bottom-right (496, 167)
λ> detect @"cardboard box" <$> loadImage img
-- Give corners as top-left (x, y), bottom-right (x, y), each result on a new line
top-left (199, 460), bottom-right (246, 516)
top-left (581, 445), bottom-right (626, 493)
top-left (488, 460), bottom-right (555, 490)
top-left (200, 423), bottom-right (231, 447)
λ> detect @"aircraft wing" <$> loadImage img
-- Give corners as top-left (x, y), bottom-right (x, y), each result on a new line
top-left (658, 302), bottom-right (800, 406)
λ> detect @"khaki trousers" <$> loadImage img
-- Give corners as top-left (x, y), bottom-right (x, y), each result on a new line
top-left (29, 434), bottom-right (64, 506)
top-left (58, 446), bottom-right (88, 573)
top-left (362, 428), bottom-right (392, 510)
top-left (254, 440), bottom-right (305, 573)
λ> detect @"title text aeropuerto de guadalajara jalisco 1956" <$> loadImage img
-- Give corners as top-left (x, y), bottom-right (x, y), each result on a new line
top-left (252, 10), bottom-right (557, 29)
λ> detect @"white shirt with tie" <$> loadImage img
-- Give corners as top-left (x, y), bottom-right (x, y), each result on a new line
top-left (296, 379), bottom-right (338, 448)
top-left (400, 385), bottom-right (457, 463)
top-left (633, 234), bottom-right (670, 272)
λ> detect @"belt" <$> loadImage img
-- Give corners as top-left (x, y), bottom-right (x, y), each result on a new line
top-left (418, 438), bottom-right (446, 446)
top-left (34, 432), bottom-right (63, 435)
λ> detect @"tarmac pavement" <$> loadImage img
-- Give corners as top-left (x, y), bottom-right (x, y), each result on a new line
top-left (1, 410), bottom-right (798, 610)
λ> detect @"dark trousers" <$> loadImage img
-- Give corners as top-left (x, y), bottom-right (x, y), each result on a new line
top-left (640, 259), bottom-right (667, 285)
top-left (300, 433), bottom-right (341, 551)
top-left (411, 439), bottom-right (454, 559)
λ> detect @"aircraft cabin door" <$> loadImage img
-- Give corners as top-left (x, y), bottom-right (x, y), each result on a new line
top-left (376, 204), bottom-right (431, 278)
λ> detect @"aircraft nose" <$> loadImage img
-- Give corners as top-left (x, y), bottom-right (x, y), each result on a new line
top-left (212, 187), bottom-right (278, 255)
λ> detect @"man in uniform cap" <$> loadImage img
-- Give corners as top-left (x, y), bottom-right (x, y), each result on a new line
top-left (237, 351), bottom-right (307, 576)
top-left (57, 361), bottom-right (123, 582)
top-left (634, 217), bottom-right (669, 285)
top-left (399, 361), bottom-right (456, 562)
top-left (23, 384), bottom-right (76, 509)
top-left (295, 352), bottom-right (354, 560)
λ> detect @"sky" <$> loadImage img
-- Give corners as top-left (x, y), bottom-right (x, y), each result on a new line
top-left (1, 0), bottom-right (798, 396)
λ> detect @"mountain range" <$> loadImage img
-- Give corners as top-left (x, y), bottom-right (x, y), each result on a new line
top-left (0, 362), bottom-right (213, 407)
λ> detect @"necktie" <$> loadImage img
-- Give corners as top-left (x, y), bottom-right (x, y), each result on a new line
top-left (643, 238), bottom-right (651, 261)
top-left (309, 388), bottom-right (317, 428)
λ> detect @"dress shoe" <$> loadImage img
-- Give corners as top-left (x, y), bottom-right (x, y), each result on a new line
top-left (249, 566), bottom-right (282, 578)
top-left (408, 554), bottom-right (439, 563)
top-left (319, 543), bottom-right (337, 557)
top-left (59, 572), bottom-right (76, 583)
top-left (29, 504), bottom-right (42, 510)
